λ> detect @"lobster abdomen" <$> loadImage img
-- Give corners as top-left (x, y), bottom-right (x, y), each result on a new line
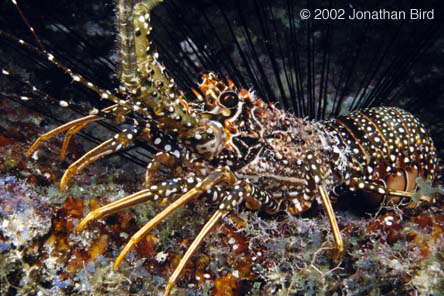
top-left (328, 106), bottom-right (437, 203)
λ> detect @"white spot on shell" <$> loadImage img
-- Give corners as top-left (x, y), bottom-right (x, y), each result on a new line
top-left (172, 150), bottom-right (181, 158)
top-left (59, 100), bottom-right (69, 107)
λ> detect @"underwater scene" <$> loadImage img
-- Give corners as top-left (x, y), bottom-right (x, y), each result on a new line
top-left (1, 0), bottom-right (444, 295)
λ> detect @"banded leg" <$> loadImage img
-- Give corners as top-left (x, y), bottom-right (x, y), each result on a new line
top-left (163, 210), bottom-right (225, 296)
top-left (60, 119), bottom-right (99, 160)
top-left (77, 167), bottom-right (278, 295)
top-left (164, 181), bottom-right (270, 295)
top-left (26, 114), bottom-right (101, 158)
top-left (59, 105), bottom-right (129, 159)
top-left (305, 153), bottom-right (344, 258)
top-left (60, 129), bottom-right (138, 190)
top-left (26, 104), bottom-right (128, 159)
top-left (350, 178), bottom-right (391, 196)
top-left (318, 185), bottom-right (343, 259)
top-left (113, 166), bottom-right (237, 269)
top-left (77, 177), bottom-right (193, 231)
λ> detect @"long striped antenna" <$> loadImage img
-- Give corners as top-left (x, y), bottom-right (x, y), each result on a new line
top-left (9, 0), bottom-right (46, 51)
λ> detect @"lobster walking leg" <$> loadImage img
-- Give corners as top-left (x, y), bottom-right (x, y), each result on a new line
top-left (60, 120), bottom-right (98, 159)
top-left (60, 129), bottom-right (138, 190)
top-left (26, 114), bottom-right (102, 158)
top-left (305, 152), bottom-right (344, 258)
top-left (77, 151), bottom-right (188, 231)
top-left (60, 105), bottom-right (129, 159)
top-left (77, 189), bottom-right (153, 231)
top-left (77, 174), bottom-right (201, 231)
top-left (164, 181), bottom-right (273, 295)
top-left (164, 210), bottom-right (226, 296)
top-left (145, 152), bottom-right (181, 186)
top-left (25, 104), bottom-right (129, 159)
top-left (350, 178), bottom-right (433, 205)
top-left (113, 167), bottom-right (237, 269)
top-left (318, 185), bottom-right (344, 259)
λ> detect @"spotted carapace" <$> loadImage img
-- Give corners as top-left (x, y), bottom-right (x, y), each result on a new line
top-left (3, 0), bottom-right (438, 295)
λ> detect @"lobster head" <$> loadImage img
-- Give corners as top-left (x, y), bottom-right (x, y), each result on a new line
top-left (184, 73), bottom-right (266, 169)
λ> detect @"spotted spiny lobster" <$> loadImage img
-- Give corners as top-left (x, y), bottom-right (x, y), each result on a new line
top-left (5, 0), bottom-right (438, 295)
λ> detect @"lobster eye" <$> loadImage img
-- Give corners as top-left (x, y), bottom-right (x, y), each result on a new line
top-left (218, 91), bottom-right (239, 109)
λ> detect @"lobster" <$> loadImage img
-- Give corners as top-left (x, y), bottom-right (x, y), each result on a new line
top-left (8, 0), bottom-right (438, 295)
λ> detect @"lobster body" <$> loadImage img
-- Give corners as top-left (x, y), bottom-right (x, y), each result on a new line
top-left (200, 75), bottom-right (438, 215)
top-left (236, 105), bottom-right (438, 215)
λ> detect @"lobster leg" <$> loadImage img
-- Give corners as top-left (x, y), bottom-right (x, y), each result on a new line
top-left (76, 176), bottom-right (192, 231)
top-left (25, 104), bottom-right (128, 159)
top-left (350, 178), bottom-right (389, 195)
top-left (350, 177), bottom-right (432, 205)
top-left (318, 185), bottom-right (344, 259)
top-left (77, 189), bottom-right (152, 231)
top-left (163, 210), bottom-right (226, 296)
top-left (60, 105), bottom-right (129, 159)
top-left (26, 114), bottom-right (102, 158)
top-left (77, 150), bottom-right (188, 230)
top-left (113, 167), bottom-right (237, 269)
top-left (164, 181), bottom-right (264, 295)
top-left (60, 120), bottom-right (97, 160)
top-left (60, 129), bottom-right (138, 190)
top-left (305, 152), bottom-right (344, 258)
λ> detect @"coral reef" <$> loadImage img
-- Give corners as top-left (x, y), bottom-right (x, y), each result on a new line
top-left (1, 97), bottom-right (444, 295)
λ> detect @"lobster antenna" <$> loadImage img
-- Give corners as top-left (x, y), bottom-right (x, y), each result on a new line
top-left (1, 1), bottom-right (164, 168)
top-left (0, 68), bottom-right (153, 167)
top-left (10, 0), bottom-right (46, 51)
top-left (9, 0), bottom-right (114, 85)
top-left (10, 0), bottom-right (117, 81)
top-left (0, 30), bottom-right (129, 110)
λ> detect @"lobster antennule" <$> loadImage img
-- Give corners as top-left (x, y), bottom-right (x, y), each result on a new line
top-left (0, 31), bottom-right (126, 106)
